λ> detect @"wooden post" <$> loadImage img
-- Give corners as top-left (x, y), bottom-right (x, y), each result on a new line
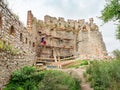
top-left (53, 48), bottom-right (57, 62)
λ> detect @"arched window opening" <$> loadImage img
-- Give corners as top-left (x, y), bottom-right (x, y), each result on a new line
top-left (20, 33), bottom-right (23, 42)
top-left (33, 42), bottom-right (35, 47)
top-left (10, 25), bottom-right (15, 35)
top-left (25, 38), bottom-right (27, 44)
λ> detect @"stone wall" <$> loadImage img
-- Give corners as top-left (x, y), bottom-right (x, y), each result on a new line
top-left (0, 1), bottom-right (36, 53)
top-left (41, 15), bottom-right (107, 59)
top-left (0, 50), bottom-right (35, 88)
top-left (77, 18), bottom-right (107, 59)
top-left (0, 1), bottom-right (36, 89)
top-left (78, 31), bottom-right (107, 59)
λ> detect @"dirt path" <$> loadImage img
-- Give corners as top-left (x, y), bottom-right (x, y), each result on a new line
top-left (60, 67), bottom-right (93, 90)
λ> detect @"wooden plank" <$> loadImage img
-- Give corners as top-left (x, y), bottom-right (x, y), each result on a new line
top-left (37, 57), bottom-right (55, 60)
top-left (36, 63), bottom-right (43, 66)
top-left (36, 61), bottom-right (46, 63)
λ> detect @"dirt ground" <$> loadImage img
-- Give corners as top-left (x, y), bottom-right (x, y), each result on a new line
top-left (60, 67), bottom-right (93, 90)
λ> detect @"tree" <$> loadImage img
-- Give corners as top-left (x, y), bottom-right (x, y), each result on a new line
top-left (100, 0), bottom-right (120, 39)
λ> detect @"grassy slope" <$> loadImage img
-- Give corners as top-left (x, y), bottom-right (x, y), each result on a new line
top-left (85, 58), bottom-right (120, 90)
top-left (63, 60), bottom-right (88, 69)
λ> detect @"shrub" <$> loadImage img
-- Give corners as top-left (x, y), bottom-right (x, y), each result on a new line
top-left (38, 70), bottom-right (80, 90)
top-left (85, 59), bottom-right (120, 90)
top-left (4, 66), bottom-right (40, 90)
top-left (80, 60), bottom-right (88, 66)
top-left (4, 66), bottom-right (81, 90)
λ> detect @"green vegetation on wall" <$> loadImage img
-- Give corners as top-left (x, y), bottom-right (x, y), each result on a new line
top-left (0, 40), bottom-right (19, 54)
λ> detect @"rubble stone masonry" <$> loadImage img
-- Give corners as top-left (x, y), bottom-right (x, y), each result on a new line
top-left (0, 50), bottom-right (34, 88)
top-left (0, 0), bottom-right (108, 89)
top-left (0, 1), bottom-right (35, 88)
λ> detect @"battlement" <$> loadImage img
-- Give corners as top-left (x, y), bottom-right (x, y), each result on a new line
top-left (43, 15), bottom-right (98, 31)
top-left (28, 11), bottom-right (99, 32)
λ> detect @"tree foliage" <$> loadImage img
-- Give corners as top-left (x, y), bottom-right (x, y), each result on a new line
top-left (101, 0), bottom-right (120, 39)
top-left (101, 0), bottom-right (120, 22)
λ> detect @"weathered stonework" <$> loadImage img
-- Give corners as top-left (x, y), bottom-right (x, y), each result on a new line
top-left (77, 18), bottom-right (107, 59)
top-left (32, 14), bottom-right (107, 61)
top-left (0, 1), bottom-right (35, 88)
top-left (0, 0), bottom-right (107, 89)
top-left (0, 50), bottom-right (34, 88)
top-left (78, 31), bottom-right (107, 59)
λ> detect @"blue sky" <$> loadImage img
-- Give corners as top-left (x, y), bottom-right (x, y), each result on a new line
top-left (7, 0), bottom-right (120, 53)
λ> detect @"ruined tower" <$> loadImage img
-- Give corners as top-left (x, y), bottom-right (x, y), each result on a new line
top-left (27, 10), bottom-right (33, 33)
top-left (77, 18), bottom-right (107, 59)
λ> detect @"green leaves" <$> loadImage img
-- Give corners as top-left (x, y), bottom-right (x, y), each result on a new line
top-left (4, 66), bottom-right (81, 90)
top-left (85, 59), bottom-right (120, 90)
top-left (101, 0), bottom-right (120, 22)
top-left (101, 0), bottom-right (120, 40)
top-left (116, 24), bottom-right (120, 39)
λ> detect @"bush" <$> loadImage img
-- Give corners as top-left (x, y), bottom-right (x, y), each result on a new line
top-left (4, 66), bottom-right (81, 90)
top-left (80, 60), bottom-right (88, 66)
top-left (38, 70), bottom-right (80, 90)
top-left (85, 59), bottom-right (120, 90)
top-left (4, 66), bottom-right (40, 90)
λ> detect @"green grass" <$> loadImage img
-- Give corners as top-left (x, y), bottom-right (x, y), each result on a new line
top-left (85, 58), bottom-right (120, 90)
top-left (63, 60), bottom-right (89, 68)
top-left (4, 66), bottom-right (81, 90)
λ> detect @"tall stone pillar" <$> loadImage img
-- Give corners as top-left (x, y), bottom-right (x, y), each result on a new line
top-left (27, 10), bottom-right (33, 33)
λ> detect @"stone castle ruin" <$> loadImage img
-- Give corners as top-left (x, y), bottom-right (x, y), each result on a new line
top-left (31, 14), bottom-right (107, 60)
top-left (0, 0), bottom-right (107, 88)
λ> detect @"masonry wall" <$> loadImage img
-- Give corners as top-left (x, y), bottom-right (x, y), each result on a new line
top-left (77, 18), bottom-right (107, 59)
top-left (0, 50), bottom-right (34, 88)
top-left (0, 1), bottom-right (37, 54)
top-left (78, 31), bottom-right (107, 59)
top-left (0, 1), bottom-right (36, 89)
